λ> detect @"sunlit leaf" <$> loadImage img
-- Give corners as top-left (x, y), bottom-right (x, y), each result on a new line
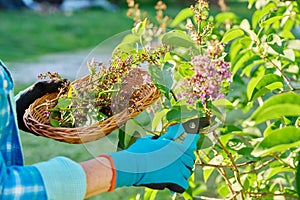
top-left (162, 30), bottom-right (196, 49)
top-left (252, 126), bottom-right (300, 157)
top-left (170, 8), bottom-right (194, 27)
top-left (203, 167), bottom-right (214, 183)
top-left (222, 28), bottom-right (244, 43)
top-left (215, 12), bottom-right (239, 24)
top-left (287, 40), bottom-right (300, 51)
top-left (296, 152), bottom-right (300, 198)
top-left (132, 18), bottom-right (147, 36)
top-left (178, 62), bottom-right (194, 78)
top-left (251, 92), bottom-right (300, 124)
top-left (152, 109), bottom-right (168, 130)
top-left (265, 167), bottom-right (294, 180)
top-left (241, 55), bottom-right (263, 77)
top-left (260, 16), bottom-right (283, 27)
top-left (247, 74), bottom-right (284, 101)
top-left (144, 188), bottom-right (158, 200)
top-left (252, 2), bottom-right (276, 29)
top-left (231, 51), bottom-right (254, 77)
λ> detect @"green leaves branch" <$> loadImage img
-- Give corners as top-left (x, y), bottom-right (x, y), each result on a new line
top-left (197, 0), bottom-right (300, 199)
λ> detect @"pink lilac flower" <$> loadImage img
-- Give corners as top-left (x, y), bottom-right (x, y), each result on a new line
top-left (44, 111), bottom-right (51, 117)
top-left (179, 55), bottom-right (231, 106)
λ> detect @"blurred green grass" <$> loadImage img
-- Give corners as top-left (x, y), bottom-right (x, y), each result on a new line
top-left (0, 9), bottom-right (132, 62)
top-left (0, 2), bottom-right (252, 63)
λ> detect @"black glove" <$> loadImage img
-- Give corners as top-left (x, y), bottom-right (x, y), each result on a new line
top-left (16, 79), bottom-right (69, 132)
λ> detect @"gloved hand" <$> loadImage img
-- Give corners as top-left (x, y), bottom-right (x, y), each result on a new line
top-left (16, 79), bottom-right (69, 132)
top-left (104, 123), bottom-right (200, 193)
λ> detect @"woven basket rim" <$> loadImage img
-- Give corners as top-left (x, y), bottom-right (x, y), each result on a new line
top-left (23, 80), bottom-right (161, 144)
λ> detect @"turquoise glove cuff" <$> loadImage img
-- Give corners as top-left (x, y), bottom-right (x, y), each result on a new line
top-left (34, 156), bottom-right (86, 200)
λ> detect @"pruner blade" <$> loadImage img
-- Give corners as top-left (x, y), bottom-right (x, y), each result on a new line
top-left (182, 116), bottom-right (217, 134)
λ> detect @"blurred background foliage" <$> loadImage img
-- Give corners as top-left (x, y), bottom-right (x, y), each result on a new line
top-left (0, 0), bottom-right (253, 62)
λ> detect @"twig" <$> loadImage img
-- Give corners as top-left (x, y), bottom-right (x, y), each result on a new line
top-left (213, 131), bottom-right (245, 199)
top-left (196, 161), bottom-right (256, 169)
top-left (243, 191), bottom-right (299, 199)
top-left (272, 153), bottom-right (295, 169)
top-left (218, 167), bottom-right (236, 198)
top-left (263, 56), bottom-right (295, 91)
top-left (240, 158), bottom-right (276, 175)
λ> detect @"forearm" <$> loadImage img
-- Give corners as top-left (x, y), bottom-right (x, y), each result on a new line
top-left (80, 155), bottom-right (113, 198)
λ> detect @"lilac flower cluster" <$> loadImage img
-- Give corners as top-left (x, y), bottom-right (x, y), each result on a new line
top-left (179, 56), bottom-right (231, 106)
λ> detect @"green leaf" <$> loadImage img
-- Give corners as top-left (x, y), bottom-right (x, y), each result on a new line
top-left (132, 18), bottom-right (147, 36)
top-left (222, 28), bottom-right (244, 43)
top-left (282, 49), bottom-right (295, 62)
top-left (144, 188), bottom-right (158, 200)
top-left (166, 109), bottom-right (181, 122)
top-left (268, 43), bottom-right (284, 55)
top-left (252, 2), bottom-right (276, 29)
top-left (152, 109), bottom-right (168, 130)
top-left (178, 63), bottom-right (194, 78)
top-left (113, 34), bottom-right (140, 53)
top-left (296, 152), bottom-right (300, 198)
top-left (231, 51), bottom-right (254, 77)
top-left (125, 119), bottom-right (145, 138)
top-left (215, 12), bottom-right (239, 24)
top-left (203, 167), bottom-right (215, 183)
top-left (264, 120), bottom-right (281, 137)
top-left (50, 118), bottom-right (60, 127)
top-left (161, 30), bottom-right (196, 49)
top-left (247, 74), bottom-right (284, 101)
top-left (260, 16), bottom-right (283, 28)
top-left (197, 135), bottom-right (213, 149)
top-left (55, 98), bottom-right (72, 110)
top-left (265, 167), bottom-right (294, 180)
top-left (251, 92), bottom-right (300, 124)
top-left (134, 110), bottom-right (151, 126)
top-left (252, 126), bottom-right (300, 157)
top-left (287, 40), bottom-right (300, 51)
top-left (148, 62), bottom-right (174, 99)
top-left (229, 37), bottom-right (245, 61)
top-left (170, 7), bottom-right (194, 27)
top-left (241, 55), bottom-right (264, 77)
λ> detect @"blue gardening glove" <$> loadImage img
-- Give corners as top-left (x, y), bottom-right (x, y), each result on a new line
top-left (15, 79), bottom-right (69, 132)
top-left (106, 123), bottom-right (200, 193)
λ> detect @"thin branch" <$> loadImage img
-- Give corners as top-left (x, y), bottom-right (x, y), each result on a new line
top-left (213, 131), bottom-right (245, 199)
top-left (217, 167), bottom-right (236, 198)
top-left (272, 153), bottom-right (296, 169)
top-left (196, 161), bottom-right (256, 169)
top-left (263, 56), bottom-right (295, 91)
top-left (240, 158), bottom-right (276, 175)
top-left (243, 191), bottom-right (299, 199)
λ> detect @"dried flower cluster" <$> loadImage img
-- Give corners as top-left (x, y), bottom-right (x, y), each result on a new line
top-left (45, 47), bottom-right (165, 127)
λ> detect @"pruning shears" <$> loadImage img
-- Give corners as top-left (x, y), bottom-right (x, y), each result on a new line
top-left (182, 116), bottom-right (218, 134)
top-left (182, 117), bottom-right (211, 134)
top-left (172, 116), bottom-right (219, 143)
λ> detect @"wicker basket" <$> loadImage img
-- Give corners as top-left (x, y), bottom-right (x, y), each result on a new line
top-left (23, 73), bottom-right (161, 144)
